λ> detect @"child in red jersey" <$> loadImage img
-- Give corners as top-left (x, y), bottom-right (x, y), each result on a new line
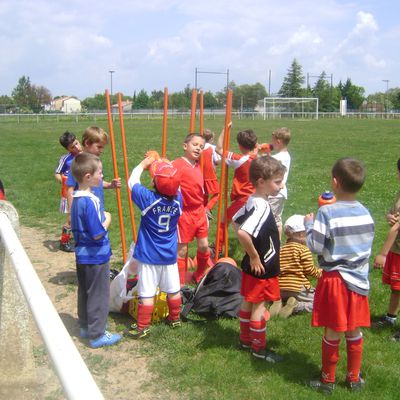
top-left (172, 133), bottom-right (210, 284)
top-left (215, 127), bottom-right (258, 253)
top-left (202, 129), bottom-right (221, 219)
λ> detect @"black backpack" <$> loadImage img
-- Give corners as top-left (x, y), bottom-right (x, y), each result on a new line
top-left (181, 261), bottom-right (243, 319)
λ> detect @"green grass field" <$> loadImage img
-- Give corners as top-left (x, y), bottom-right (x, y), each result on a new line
top-left (1, 116), bottom-right (400, 399)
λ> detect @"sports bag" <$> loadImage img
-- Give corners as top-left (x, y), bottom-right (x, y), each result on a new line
top-left (181, 261), bottom-right (243, 319)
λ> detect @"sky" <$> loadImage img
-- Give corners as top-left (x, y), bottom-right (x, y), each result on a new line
top-left (0, 0), bottom-right (399, 99)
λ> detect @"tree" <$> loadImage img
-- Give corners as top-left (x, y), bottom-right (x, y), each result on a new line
top-left (312, 72), bottom-right (340, 112)
top-left (279, 59), bottom-right (305, 97)
top-left (82, 93), bottom-right (107, 110)
top-left (231, 82), bottom-right (267, 110)
top-left (148, 90), bottom-right (164, 109)
top-left (133, 89), bottom-right (149, 109)
top-left (0, 95), bottom-right (15, 113)
top-left (338, 78), bottom-right (365, 110)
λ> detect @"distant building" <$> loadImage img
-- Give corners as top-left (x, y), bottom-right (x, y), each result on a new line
top-left (360, 101), bottom-right (384, 113)
top-left (111, 100), bottom-right (133, 112)
top-left (50, 96), bottom-right (82, 113)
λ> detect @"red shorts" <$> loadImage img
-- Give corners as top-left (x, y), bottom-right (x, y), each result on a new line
top-left (227, 198), bottom-right (247, 223)
top-left (241, 272), bottom-right (280, 303)
top-left (177, 206), bottom-right (209, 243)
top-left (204, 179), bottom-right (219, 195)
top-left (382, 251), bottom-right (400, 290)
top-left (312, 271), bottom-right (370, 331)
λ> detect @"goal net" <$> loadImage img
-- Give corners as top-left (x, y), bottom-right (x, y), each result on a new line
top-left (261, 97), bottom-right (319, 120)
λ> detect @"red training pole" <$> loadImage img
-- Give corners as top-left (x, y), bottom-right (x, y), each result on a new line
top-left (118, 93), bottom-right (137, 243)
top-left (215, 89), bottom-right (233, 258)
top-left (105, 89), bottom-right (127, 262)
top-left (162, 87), bottom-right (168, 158)
top-left (199, 90), bottom-right (204, 170)
top-left (189, 89), bottom-right (197, 133)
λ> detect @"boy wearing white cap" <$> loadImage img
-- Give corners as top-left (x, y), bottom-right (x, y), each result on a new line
top-left (270, 214), bottom-right (321, 318)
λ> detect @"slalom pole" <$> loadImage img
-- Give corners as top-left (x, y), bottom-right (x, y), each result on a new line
top-left (105, 89), bottom-right (127, 262)
top-left (199, 90), bottom-right (204, 170)
top-left (215, 89), bottom-right (233, 258)
top-left (118, 93), bottom-right (137, 243)
top-left (161, 87), bottom-right (168, 158)
top-left (189, 89), bottom-right (197, 133)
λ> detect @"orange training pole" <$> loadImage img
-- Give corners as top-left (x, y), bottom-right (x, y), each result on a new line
top-left (199, 90), bottom-right (204, 135)
top-left (118, 93), bottom-right (137, 243)
top-left (105, 89), bottom-right (127, 262)
top-left (189, 89), bottom-right (197, 133)
top-left (215, 89), bottom-right (233, 258)
top-left (162, 87), bottom-right (168, 158)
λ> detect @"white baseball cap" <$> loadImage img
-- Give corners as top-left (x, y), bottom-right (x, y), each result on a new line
top-left (284, 214), bottom-right (305, 233)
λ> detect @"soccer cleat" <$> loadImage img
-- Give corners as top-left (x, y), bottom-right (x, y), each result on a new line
top-left (307, 378), bottom-right (335, 395)
top-left (279, 297), bottom-right (298, 319)
top-left (60, 241), bottom-right (75, 253)
top-left (166, 319), bottom-right (182, 328)
top-left (252, 348), bottom-right (284, 363)
top-left (89, 331), bottom-right (121, 348)
top-left (391, 330), bottom-right (400, 341)
top-left (346, 377), bottom-right (365, 391)
top-left (371, 315), bottom-right (396, 329)
top-left (238, 341), bottom-right (251, 351)
top-left (268, 300), bottom-right (282, 318)
top-left (127, 324), bottom-right (150, 339)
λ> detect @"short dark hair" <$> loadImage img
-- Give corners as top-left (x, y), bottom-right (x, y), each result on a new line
top-left (59, 131), bottom-right (77, 149)
top-left (237, 129), bottom-right (257, 151)
top-left (71, 152), bottom-right (101, 184)
top-left (332, 157), bottom-right (365, 193)
top-left (249, 155), bottom-right (286, 186)
top-left (397, 158), bottom-right (400, 173)
top-left (183, 133), bottom-right (205, 144)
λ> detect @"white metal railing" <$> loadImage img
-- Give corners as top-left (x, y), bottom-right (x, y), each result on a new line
top-left (0, 209), bottom-right (103, 399)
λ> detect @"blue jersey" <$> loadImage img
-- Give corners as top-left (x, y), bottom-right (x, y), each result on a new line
top-left (67, 169), bottom-right (105, 219)
top-left (132, 183), bottom-right (182, 265)
top-left (71, 191), bottom-right (111, 264)
top-left (55, 153), bottom-right (74, 176)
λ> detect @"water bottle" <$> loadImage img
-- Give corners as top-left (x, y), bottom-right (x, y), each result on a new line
top-left (318, 191), bottom-right (336, 207)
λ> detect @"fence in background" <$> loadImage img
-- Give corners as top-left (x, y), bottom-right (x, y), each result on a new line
top-left (0, 110), bottom-right (400, 123)
top-left (0, 201), bottom-right (104, 400)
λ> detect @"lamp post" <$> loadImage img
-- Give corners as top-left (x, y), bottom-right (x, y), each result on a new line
top-left (109, 70), bottom-right (115, 97)
top-left (382, 79), bottom-right (389, 112)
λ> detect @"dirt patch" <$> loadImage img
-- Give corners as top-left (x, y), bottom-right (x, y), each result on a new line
top-left (19, 225), bottom-right (177, 400)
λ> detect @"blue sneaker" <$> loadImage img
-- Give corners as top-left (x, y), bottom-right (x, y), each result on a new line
top-left (79, 327), bottom-right (89, 339)
top-left (89, 331), bottom-right (121, 349)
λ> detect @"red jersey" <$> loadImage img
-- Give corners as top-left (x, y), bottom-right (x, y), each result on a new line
top-left (202, 143), bottom-right (218, 181)
top-left (225, 152), bottom-right (255, 202)
top-left (172, 157), bottom-right (204, 208)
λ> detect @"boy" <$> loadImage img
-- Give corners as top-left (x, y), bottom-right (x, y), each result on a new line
top-left (55, 131), bottom-right (82, 252)
top-left (215, 127), bottom-right (259, 253)
top-left (271, 214), bottom-right (321, 319)
top-left (373, 158), bottom-right (400, 340)
top-left (232, 155), bottom-right (286, 363)
top-left (268, 127), bottom-right (291, 238)
top-left (127, 157), bottom-right (183, 338)
top-left (66, 126), bottom-right (120, 224)
top-left (172, 133), bottom-right (210, 284)
top-left (0, 179), bottom-right (6, 200)
top-left (70, 152), bottom-right (121, 348)
top-left (202, 129), bottom-right (221, 220)
top-left (304, 157), bottom-right (374, 394)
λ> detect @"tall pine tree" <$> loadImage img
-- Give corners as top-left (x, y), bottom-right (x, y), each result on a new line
top-left (279, 59), bottom-right (305, 97)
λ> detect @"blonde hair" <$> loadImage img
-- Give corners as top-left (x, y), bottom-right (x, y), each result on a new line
top-left (272, 127), bottom-right (291, 145)
top-left (203, 129), bottom-right (214, 143)
top-left (82, 126), bottom-right (109, 147)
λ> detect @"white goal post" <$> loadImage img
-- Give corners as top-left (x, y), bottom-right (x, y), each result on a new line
top-left (262, 97), bottom-right (319, 120)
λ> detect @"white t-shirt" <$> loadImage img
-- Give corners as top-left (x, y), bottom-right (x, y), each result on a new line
top-left (270, 150), bottom-right (291, 199)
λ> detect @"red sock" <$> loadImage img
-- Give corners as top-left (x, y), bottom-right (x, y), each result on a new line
top-left (207, 193), bottom-right (220, 211)
top-left (177, 257), bottom-right (187, 285)
top-left (239, 310), bottom-right (251, 345)
top-left (193, 250), bottom-right (210, 282)
top-left (167, 296), bottom-right (182, 321)
top-left (346, 335), bottom-right (363, 382)
top-left (250, 319), bottom-right (266, 352)
top-left (137, 303), bottom-right (154, 330)
top-left (321, 337), bottom-right (340, 383)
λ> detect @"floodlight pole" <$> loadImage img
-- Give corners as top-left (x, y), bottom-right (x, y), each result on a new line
top-left (109, 70), bottom-right (115, 97)
top-left (195, 68), bottom-right (230, 92)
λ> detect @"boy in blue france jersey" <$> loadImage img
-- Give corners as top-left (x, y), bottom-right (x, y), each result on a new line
top-left (55, 131), bottom-right (82, 252)
top-left (127, 156), bottom-right (183, 338)
top-left (70, 152), bottom-right (121, 349)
